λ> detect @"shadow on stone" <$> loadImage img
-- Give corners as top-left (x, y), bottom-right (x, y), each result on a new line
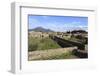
top-left (72, 49), bottom-right (88, 58)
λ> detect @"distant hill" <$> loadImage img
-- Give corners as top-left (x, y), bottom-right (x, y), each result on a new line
top-left (29, 27), bottom-right (54, 32)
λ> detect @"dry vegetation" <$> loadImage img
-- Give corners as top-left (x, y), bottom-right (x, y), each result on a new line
top-left (28, 30), bottom-right (88, 60)
top-left (28, 47), bottom-right (77, 60)
top-left (28, 36), bottom-right (61, 51)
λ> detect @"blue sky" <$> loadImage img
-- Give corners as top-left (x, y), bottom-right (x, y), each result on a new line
top-left (28, 15), bottom-right (88, 32)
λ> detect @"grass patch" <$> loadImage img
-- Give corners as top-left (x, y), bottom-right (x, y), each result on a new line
top-left (28, 37), bottom-right (61, 51)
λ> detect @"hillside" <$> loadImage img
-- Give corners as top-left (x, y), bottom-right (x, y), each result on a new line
top-left (29, 27), bottom-right (54, 32)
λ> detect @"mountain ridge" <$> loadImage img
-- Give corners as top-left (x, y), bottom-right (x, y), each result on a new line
top-left (29, 27), bottom-right (54, 32)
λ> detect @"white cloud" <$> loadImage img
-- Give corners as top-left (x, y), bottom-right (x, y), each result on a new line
top-left (41, 16), bottom-right (49, 19)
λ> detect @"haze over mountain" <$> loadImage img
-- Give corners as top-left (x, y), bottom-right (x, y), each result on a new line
top-left (29, 27), bottom-right (54, 32)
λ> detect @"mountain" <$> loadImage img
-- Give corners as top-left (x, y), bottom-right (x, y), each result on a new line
top-left (29, 27), bottom-right (54, 32)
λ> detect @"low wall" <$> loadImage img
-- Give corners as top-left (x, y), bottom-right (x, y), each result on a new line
top-left (28, 47), bottom-right (77, 60)
top-left (52, 36), bottom-right (85, 50)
